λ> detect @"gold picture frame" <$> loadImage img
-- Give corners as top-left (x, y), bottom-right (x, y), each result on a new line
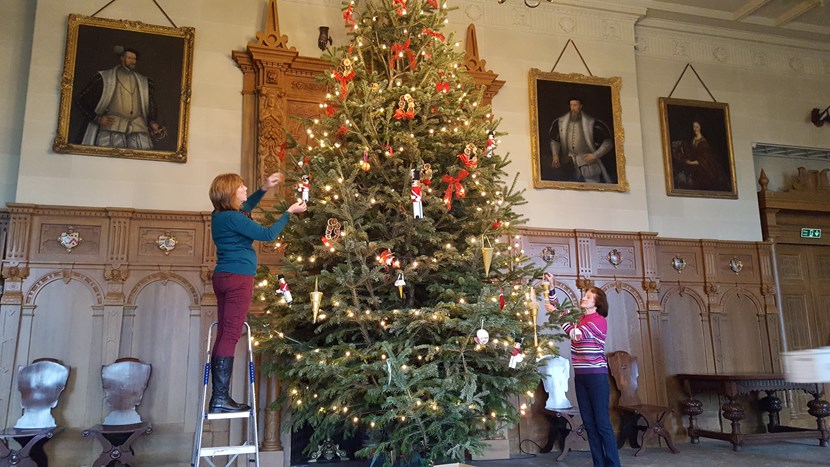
top-left (659, 98), bottom-right (737, 199)
top-left (529, 69), bottom-right (627, 192)
top-left (53, 14), bottom-right (195, 163)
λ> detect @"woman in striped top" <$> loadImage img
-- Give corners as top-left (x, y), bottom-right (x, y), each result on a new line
top-left (544, 274), bottom-right (620, 467)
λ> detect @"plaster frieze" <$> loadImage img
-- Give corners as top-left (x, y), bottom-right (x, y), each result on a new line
top-left (636, 20), bottom-right (830, 76)
top-left (449, 1), bottom-right (642, 45)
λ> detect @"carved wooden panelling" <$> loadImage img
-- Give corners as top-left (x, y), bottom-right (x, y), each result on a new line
top-left (717, 252), bottom-right (756, 282)
top-left (523, 237), bottom-right (575, 273)
top-left (38, 223), bottom-right (102, 256)
top-left (779, 254), bottom-right (804, 280)
top-left (815, 255), bottom-right (830, 281)
top-left (655, 248), bottom-right (701, 280)
top-left (596, 245), bottom-right (637, 275)
top-left (782, 294), bottom-right (812, 350)
top-left (817, 295), bottom-right (830, 346)
top-left (136, 228), bottom-right (196, 258)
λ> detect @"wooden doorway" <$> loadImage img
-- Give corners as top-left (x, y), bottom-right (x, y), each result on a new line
top-left (776, 243), bottom-right (830, 350)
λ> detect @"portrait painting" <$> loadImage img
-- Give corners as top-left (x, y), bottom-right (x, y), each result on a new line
top-left (54, 14), bottom-right (195, 163)
top-left (529, 69), bottom-right (627, 192)
top-left (659, 98), bottom-right (737, 199)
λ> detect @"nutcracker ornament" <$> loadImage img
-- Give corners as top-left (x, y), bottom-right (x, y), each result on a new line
top-left (276, 274), bottom-right (293, 304)
top-left (411, 169), bottom-right (423, 219)
top-left (508, 338), bottom-right (524, 368)
top-left (298, 175), bottom-right (310, 202)
top-left (486, 130), bottom-right (496, 158)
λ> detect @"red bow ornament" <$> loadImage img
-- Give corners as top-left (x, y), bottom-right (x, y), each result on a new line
top-left (333, 57), bottom-right (355, 100)
top-left (426, 0), bottom-right (439, 8)
top-left (436, 81), bottom-right (450, 93)
top-left (343, 5), bottom-right (356, 29)
top-left (393, 0), bottom-right (407, 15)
top-left (390, 38), bottom-right (417, 72)
top-left (422, 28), bottom-right (445, 42)
top-left (442, 169), bottom-right (469, 210)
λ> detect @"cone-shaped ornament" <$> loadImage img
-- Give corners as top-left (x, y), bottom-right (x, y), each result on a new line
top-left (481, 236), bottom-right (494, 276)
top-left (394, 271), bottom-right (406, 299)
top-left (310, 277), bottom-right (323, 323)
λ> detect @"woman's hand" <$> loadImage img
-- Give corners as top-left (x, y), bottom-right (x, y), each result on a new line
top-left (262, 172), bottom-right (284, 191)
top-left (287, 200), bottom-right (307, 214)
top-left (543, 272), bottom-right (553, 282)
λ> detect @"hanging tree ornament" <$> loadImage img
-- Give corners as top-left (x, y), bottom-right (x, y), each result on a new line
top-left (310, 277), bottom-right (323, 323)
top-left (393, 93), bottom-right (416, 120)
top-left (481, 235), bottom-right (494, 276)
top-left (333, 54), bottom-right (355, 100)
top-left (499, 287), bottom-right (505, 310)
top-left (394, 270), bottom-right (406, 299)
top-left (486, 130), bottom-right (496, 158)
top-left (360, 148), bottom-right (371, 171)
top-left (411, 169), bottom-right (423, 219)
top-left (508, 338), bottom-right (524, 369)
top-left (379, 249), bottom-right (395, 268)
top-left (541, 279), bottom-right (550, 302)
top-left (276, 274), bottom-right (293, 304)
top-left (457, 143), bottom-right (478, 169)
top-left (474, 319), bottom-right (489, 345)
top-left (420, 164), bottom-right (433, 186)
top-left (298, 175), bottom-right (311, 202)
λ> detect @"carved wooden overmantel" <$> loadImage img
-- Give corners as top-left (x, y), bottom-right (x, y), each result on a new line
top-left (232, 1), bottom-right (505, 209)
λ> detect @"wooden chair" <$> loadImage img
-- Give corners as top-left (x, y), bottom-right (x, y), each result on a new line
top-left (607, 351), bottom-right (679, 457)
top-left (82, 358), bottom-right (152, 467)
top-left (0, 358), bottom-right (70, 467)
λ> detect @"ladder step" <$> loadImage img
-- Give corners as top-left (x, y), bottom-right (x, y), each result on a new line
top-left (206, 411), bottom-right (252, 420)
top-left (200, 445), bottom-right (257, 457)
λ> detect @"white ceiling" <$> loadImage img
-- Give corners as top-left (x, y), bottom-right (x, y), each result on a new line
top-left (634, 0), bottom-right (830, 43)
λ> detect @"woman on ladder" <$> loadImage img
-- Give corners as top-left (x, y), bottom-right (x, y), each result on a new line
top-left (208, 172), bottom-right (306, 412)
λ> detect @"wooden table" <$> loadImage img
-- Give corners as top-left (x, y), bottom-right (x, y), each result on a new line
top-left (676, 373), bottom-right (830, 451)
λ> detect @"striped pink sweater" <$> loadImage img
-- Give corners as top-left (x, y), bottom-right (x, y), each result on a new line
top-left (562, 312), bottom-right (608, 374)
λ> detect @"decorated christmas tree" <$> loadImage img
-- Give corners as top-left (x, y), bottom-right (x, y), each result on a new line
top-left (252, 0), bottom-right (567, 464)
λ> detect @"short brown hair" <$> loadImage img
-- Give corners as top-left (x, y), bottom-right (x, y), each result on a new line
top-left (586, 287), bottom-right (609, 317)
top-left (209, 173), bottom-right (244, 211)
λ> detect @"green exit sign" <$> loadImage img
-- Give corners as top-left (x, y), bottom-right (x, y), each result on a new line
top-left (801, 228), bottom-right (822, 238)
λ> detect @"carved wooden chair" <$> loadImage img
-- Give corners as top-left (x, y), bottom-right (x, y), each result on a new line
top-left (607, 351), bottom-right (679, 457)
top-left (82, 358), bottom-right (153, 467)
top-left (0, 358), bottom-right (70, 467)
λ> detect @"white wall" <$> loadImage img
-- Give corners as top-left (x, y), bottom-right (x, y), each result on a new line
top-left (7, 0), bottom-right (830, 240)
top-left (0, 0), bottom-right (35, 205)
top-left (635, 19), bottom-right (830, 240)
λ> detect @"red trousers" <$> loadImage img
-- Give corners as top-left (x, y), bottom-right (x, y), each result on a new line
top-left (212, 272), bottom-right (254, 357)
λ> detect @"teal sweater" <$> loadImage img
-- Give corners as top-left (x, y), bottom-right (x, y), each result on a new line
top-left (211, 189), bottom-right (290, 276)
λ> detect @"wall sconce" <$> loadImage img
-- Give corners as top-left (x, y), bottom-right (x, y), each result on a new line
top-left (318, 26), bottom-right (333, 51)
top-left (811, 106), bottom-right (830, 127)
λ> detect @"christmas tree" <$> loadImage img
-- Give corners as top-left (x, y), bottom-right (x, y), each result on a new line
top-left (252, 0), bottom-right (567, 465)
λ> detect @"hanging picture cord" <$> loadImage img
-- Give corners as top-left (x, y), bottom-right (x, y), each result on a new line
top-left (667, 63), bottom-right (717, 102)
top-left (91, 0), bottom-right (178, 28)
top-left (550, 39), bottom-right (593, 76)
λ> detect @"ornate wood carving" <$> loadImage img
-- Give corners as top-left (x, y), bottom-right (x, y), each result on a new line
top-left (463, 24), bottom-right (504, 105)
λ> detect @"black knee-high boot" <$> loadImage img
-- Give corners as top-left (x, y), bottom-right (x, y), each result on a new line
top-left (209, 356), bottom-right (251, 413)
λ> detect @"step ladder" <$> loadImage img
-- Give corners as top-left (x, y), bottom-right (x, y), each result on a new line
top-left (191, 321), bottom-right (260, 467)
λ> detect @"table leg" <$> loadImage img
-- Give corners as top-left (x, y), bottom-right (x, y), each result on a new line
top-left (807, 395), bottom-right (830, 447)
top-left (680, 398), bottom-right (703, 444)
top-left (758, 390), bottom-right (782, 432)
top-left (722, 397), bottom-right (745, 452)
